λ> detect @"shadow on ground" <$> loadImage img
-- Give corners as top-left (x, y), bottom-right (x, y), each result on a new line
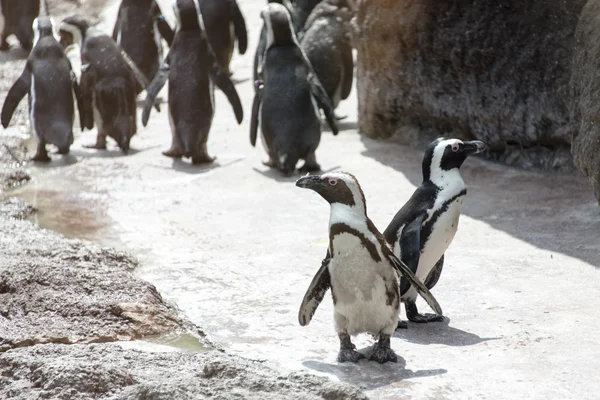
top-left (395, 318), bottom-right (501, 346)
top-left (359, 135), bottom-right (600, 267)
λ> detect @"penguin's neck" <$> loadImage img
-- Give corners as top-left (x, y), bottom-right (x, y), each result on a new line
top-left (329, 202), bottom-right (370, 234)
top-left (429, 167), bottom-right (466, 195)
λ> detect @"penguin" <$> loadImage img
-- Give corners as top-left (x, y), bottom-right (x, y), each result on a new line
top-left (250, 3), bottom-right (338, 176)
top-left (382, 138), bottom-right (486, 328)
top-left (0, 0), bottom-right (40, 52)
top-left (1, 16), bottom-right (84, 162)
top-left (289, 0), bottom-right (321, 40)
top-left (253, 0), bottom-right (289, 90)
top-left (59, 15), bottom-right (138, 154)
top-left (141, 0), bottom-right (243, 165)
top-left (197, 0), bottom-right (247, 75)
top-left (295, 172), bottom-right (442, 363)
top-left (112, 0), bottom-right (175, 95)
top-left (301, 0), bottom-right (354, 117)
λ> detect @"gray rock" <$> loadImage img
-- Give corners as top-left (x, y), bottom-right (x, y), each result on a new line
top-left (0, 343), bottom-right (368, 400)
top-left (353, 0), bottom-right (585, 171)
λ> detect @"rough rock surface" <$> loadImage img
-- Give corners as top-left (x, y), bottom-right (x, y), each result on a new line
top-left (353, 0), bottom-right (585, 171)
top-left (570, 0), bottom-right (600, 204)
top-left (0, 343), bottom-right (367, 400)
top-left (0, 213), bottom-right (187, 352)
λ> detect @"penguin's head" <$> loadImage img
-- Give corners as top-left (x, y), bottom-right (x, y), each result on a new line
top-left (173, 0), bottom-right (203, 31)
top-left (296, 172), bottom-right (367, 212)
top-left (261, 3), bottom-right (297, 48)
top-left (58, 15), bottom-right (89, 49)
top-left (32, 16), bottom-right (56, 47)
top-left (423, 138), bottom-right (486, 183)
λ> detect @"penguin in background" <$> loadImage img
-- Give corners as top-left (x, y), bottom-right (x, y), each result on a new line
top-left (296, 172), bottom-right (442, 363)
top-left (1, 15), bottom-right (84, 162)
top-left (383, 138), bottom-right (485, 328)
top-left (112, 0), bottom-right (174, 94)
top-left (301, 0), bottom-right (354, 118)
top-left (141, 0), bottom-right (243, 165)
top-left (253, 0), bottom-right (288, 90)
top-left (198, 0), bottom-right (247, 75)
top-left (0, 0), bottom-right (40, 52)
top-left (288, 0), bottom-right (321, 40)
top-left (250, 3), bottom-right (338, 176)
top-left (59, 15), bottom-right (138, 154)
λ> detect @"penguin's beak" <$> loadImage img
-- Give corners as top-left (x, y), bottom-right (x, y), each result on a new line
top-left (296, 174), bottom-right (324, 191)
top-left (463, 140), bottom-right (486, 156)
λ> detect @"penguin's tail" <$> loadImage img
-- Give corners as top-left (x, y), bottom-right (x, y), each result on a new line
top-left (277, 153), bottom-right (297, 176)
top-left (95, 78), bottom-right (136, 153)
top-left (49, 121), bottom-right (73, 153)
top-left (178, 123), bottom-right (198, 159)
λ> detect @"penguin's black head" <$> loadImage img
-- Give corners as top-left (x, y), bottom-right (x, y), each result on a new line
top-left (296, 172), bottom-right (367, 212)
top-left (32, 17), bottom-right (56, 45)
top-left (261, 3), bottom-right (297, 47)
top-left (173, 0), bottom-right (202, 31)
top-left (422, 138), bottom-right (486, 182)
top-left (59, 15), bottom-right (90, 48)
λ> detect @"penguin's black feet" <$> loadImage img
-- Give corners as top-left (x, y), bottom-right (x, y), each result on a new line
top-left (55, 147), bottom-right (70, 155)
top-left (405, 301), bottom-right (444, 323)
top-left (191, 154), bottom-right (216, 165)
top-left (84, 135), bottom-right (107, 150)
top-left (262, 159), bottom-right (276, 168)
top-left (369, 335), bottom-right (397, 364)
top-left (396, 320), bottom-right (408, 330)
top-left (337, 333), bottom-right (365, 363)
top-left (162, 148), bottom-right (183, 158)
top-left (31, 152), bottom-right (51, 162)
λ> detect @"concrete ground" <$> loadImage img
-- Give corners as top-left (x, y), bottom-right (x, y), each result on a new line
top-left (6, 0), bottom-right (600, 399)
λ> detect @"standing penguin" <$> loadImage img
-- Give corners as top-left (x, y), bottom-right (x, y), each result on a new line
top-left (253, 0), bottom-right (288, 90)
top-left (1, 16), bottom-right (84, 161)
top-left (112, 0), bottom-right (174, 94)
top-left (59, 15), bottom-right (138, 154)
top-left (141, 0), bottom-right (243, 165)
top-left (198, 0), bottom-right (247, 75)
top-left (301, 0), bottom-right (353, 117)
top-left (296, 172), bottom-right (442, 363)
top-left (250, 3), bottom-right (338, 176)
top-left (289, 0), bottom-right (321, 40)
top-left (383, 138), bottom-right (485, 328)
top-left (0, 0), bottom-right (40, 52)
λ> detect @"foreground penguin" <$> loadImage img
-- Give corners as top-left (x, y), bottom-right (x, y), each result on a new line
top-left (296, 172), bottom-right (442, 363)
top-left (112, 0), bottom-right (175, 94)
top-left (250, 3), bottom-right (337, 176)
top-left (198, 0), bottom-right (247, 75)
top-left (383, 138), bottom-right (485, 328)
top-left (59, 15), bottom-right (138, 154)
top-left (1, 16), bottom-right (84, 161)
top-left (301, 0), bottom-right (353, 117)
top-left (0, 0), bottom-right (39, 52)
top-left (141, 0), bottom-right (243, 164)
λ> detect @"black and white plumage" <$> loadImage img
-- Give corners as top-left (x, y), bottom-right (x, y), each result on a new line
top-left (141, 0), bottom-right (243, 165)
top-left (59, 15), bottom-right (138, 154)
top-left (0, 0), bottom-right (40, 52)
top-left (250, 3), bottom-right (338, 176)
top-left (301, 0), bottom-right (354, 116)
top-left (296, 172), bottom-right (442, 364)
top-left (383, 138), bottom-right (485, 328)
top-left (1, 16), bottom-right (84, 162)
top-left (112, 0), bottom-right (174, 94)
top-left (198, 0), bottom-right (247, 75)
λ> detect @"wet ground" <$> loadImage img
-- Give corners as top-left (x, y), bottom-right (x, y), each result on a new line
top-left (4, 0), bottom-right (600, 399)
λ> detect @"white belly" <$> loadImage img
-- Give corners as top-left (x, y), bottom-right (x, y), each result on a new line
top-left (329, 233), bottom-right (399, 336)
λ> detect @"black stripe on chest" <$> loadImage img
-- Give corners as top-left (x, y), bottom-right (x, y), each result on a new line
top-left (420, 189), bottom-right (467, 247)
top-left (329, 222), bottom-right (381, 263)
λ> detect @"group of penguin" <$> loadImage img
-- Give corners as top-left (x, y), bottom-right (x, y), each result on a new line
top-left (0, 0), bottom-right (355, 172)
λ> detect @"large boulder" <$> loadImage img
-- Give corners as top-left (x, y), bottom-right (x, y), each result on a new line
top-left (353, 0), bottom-right (586, 171)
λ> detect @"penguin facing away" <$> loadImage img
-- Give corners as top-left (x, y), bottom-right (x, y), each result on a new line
top-left (198, 0), bottom-right (247, 75)
top-left (0, 0), bottom-right (40, 52)
top-left (383, 138), bottom-right (485, 329)
top-left (141, 0), bottom-right (243, 165)
top-left (301, 0), bottom-right (354, 116)
top-left (296, 172), bottom-right (443, 363)
top-left (59, 15), bottom-right (138, 154)
top-left (112, 0), bottom-right (175, 94)
top-left (250, 3), bottom-right (338, 176)
top-left (1, 16), bottom-right (84, 162)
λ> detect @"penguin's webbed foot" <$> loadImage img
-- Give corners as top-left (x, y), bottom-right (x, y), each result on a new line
top-left (55, 147), bottom-right (70, 155)
top-left (396, 320), bottom-right (408, 330)
top-left (31, 152), bottom-right (51, 162)
top-left (262, 159), bottom-right (277, 168)
top-left (369, 334), bottom-right (397, 364)
top-left (162, 148), bottom-right (183, 158)
top-left (337, 333), bottom-right (365, 363)
top-left (407, 313), bottom-right (445, 324)
top-left (191, 154), bottom-right (216, 165)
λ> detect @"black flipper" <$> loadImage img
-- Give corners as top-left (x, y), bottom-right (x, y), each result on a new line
top-left (1, 65), bottom-right (31, 128)
top-left (398, 213), bottom-right (426, 295)
top-left (341, 42), bottom-right (354, 101)
top-left (206, 38), bottom-right (243, 124)
top-left (141, 52), bottom-right (170, 127)
top-left (112, 6), bottom-right (121, 42)
top-left (425, 255), bottom-right (444, 290)
top-left (298, 252), bottom-right (331, 326)
top-left (79, 65), bottom-right (96, 130)
top-left (69, 64), bottom-right (85, 130)
top-left (230, 0), bottom-right (247, 55)
top-left (153, 2), bottom-right (174, 46)
top-left (249, 82), bottom-right (263, 147)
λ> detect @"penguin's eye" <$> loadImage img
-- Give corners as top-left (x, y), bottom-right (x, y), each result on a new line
top-left (451, 143), bottom-right (460, 152)
top-left (328, 179), bottom-right (338, 186)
